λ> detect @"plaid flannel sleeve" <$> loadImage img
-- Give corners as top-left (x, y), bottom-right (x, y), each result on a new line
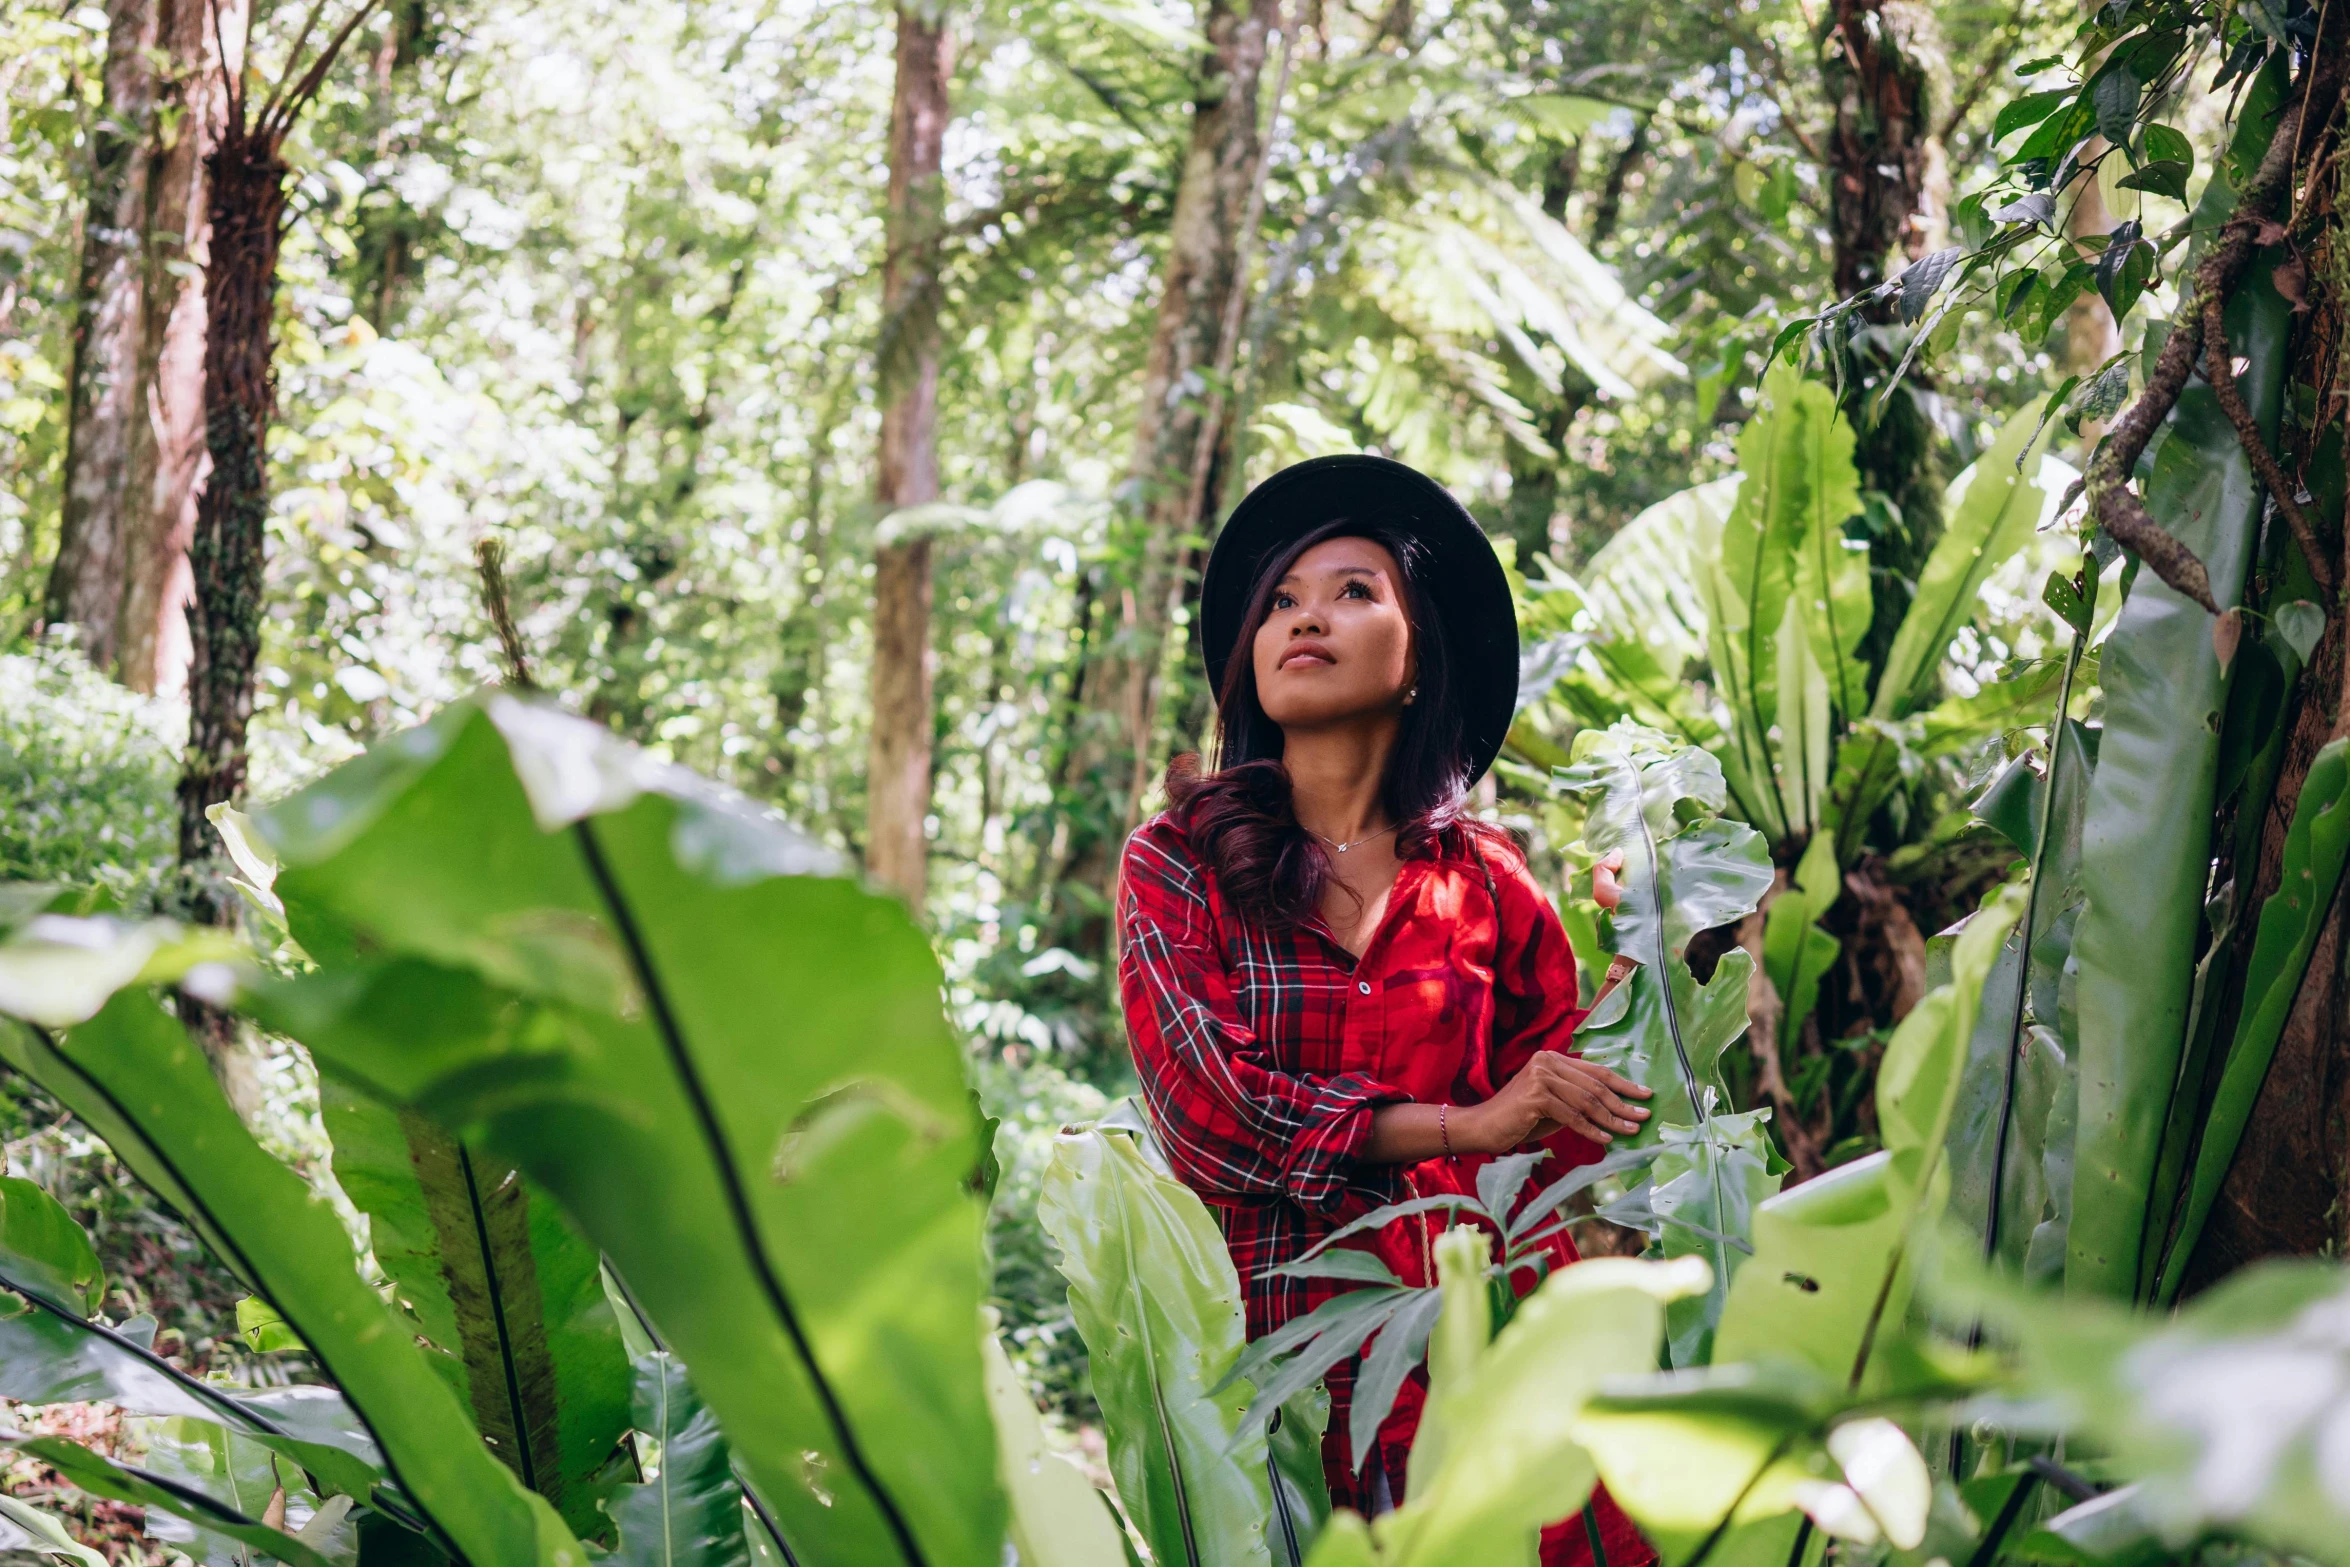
top-left (1118, 824), bottom-right (1404, 1214)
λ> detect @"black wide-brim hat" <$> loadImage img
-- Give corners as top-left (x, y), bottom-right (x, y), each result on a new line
top-left (1200, 453), bottom-right (1519, 785)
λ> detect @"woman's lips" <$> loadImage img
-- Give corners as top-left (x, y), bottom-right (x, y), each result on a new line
top-left (1279, 642), bottom-right (1336, 669)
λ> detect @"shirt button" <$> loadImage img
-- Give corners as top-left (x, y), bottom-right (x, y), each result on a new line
top-left (1358, 981), bottom-right (1372, 996)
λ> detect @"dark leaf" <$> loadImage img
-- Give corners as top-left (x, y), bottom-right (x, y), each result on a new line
top-left (2091, 62), bottom-right (2141, 146)
top-left (2077, 357), bottom-right (2132, 422)
top-left (1898, 246), bottom-right (1965, 325)
top-left (1275, 1250), bottom-right (1403, 1286)
top-left (1998, 268), bottom-right (2040, 320)
top-left (2094, 220), bottom-right (2147, 316)
top-left (1345, 1290), bottom-right (1442, 1473)
top-left (2115, 161), bottom-right (2191, 201)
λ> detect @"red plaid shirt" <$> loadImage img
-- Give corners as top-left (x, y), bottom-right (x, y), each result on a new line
top-left (1119, 812), bottom-right (1652, 1564)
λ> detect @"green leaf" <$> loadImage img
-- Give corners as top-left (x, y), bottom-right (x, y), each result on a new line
top-left (1037, 1103), bottom-right (1283, 1567)
top-left (1712, 1153), bottom-right (1907, 1383)
top-left (2069, 260), bottom-right (2291, 1300)
top-left (247, 697), bottom-right (1001, 1565)
top-left (1872, 396), bottom-right (2057, 720)
top-left (0, 987), bottom-right (586, 1567)
top-left (1557, 725), bottom-right (1776, 976)
top-left (982, 1325), bottom-right (1134, 1567)
top-left (1575, 950), bottom-right (1758, 1152)
top-left (1705, 365), bottom-right (1858, 840)
top-left (1949, 710), bottom-right (2095, 1278)
top-left (0, 1494), bottom-right (108, 1567)
top-left (2156, 740), bottom-right (2350, 1302)
top-left (0, 1174), bottom-right (103, 1314)
top-left (2090, 62), bottom-right (2140, 145)
top-left (235, 1295), bottom-right (307, 1353)
top-left (320, 1080), bottom-right (629, 1536)
top-left (1652, 1111), bottom-right (1783, 1368)
top-left (1380, 1258), bottom-right (1710, 1566)
top-left (1992, 90), bottom-right (2072, 142)
top-left (2114, 160), bottom-right (2190, 201)
top-left (603, 1349), bottom-right (753, 1567)
top-left (1763, 832), bottom-right (1842, 1047)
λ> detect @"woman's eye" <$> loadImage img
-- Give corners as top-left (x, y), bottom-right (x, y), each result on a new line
top-left (1341, 581), bottom-right (1371, 599)
top-left (1273, 592), bottom-right (1295, 609)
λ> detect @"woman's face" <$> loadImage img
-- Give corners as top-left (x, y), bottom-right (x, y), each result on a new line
top-left (1250, 535), bottom-right (1416, 734)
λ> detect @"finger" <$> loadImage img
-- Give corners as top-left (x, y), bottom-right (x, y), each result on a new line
top-left (1573, 1084), bottom-right (1646, 1135)
top-left (1601, 851), bottom-right (1625, 871)
top-left (1600, 1067), bottom-right (1654, 1098)
top-left (1556, 1109), bottom-right (1616, 1145)
top-left (1591, 860), bottom-right (1621, 910)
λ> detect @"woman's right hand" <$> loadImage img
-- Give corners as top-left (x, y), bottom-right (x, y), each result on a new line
top-left (1460, 1051), bottom-right (1651, 1151)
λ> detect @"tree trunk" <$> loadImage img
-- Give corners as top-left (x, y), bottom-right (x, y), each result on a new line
top-left (177, 119), bottom-right (288, 881)
top-left (1066, 0), bottom-right (1280, 879)
top-left (865, 4), bottom-right (953, 905)
top-left (46, 0), bottom-right (231, 693)
top-left (1819, 0), bottom-right (1946, 689)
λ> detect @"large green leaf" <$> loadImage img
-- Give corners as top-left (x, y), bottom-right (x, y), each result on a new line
top-left (2, 1430), bottom-right (339, 1567)
top-left (981, 1322), bottom-right (1132, 1567)
top-left (0, 976), bottom-right (585, 1567)
top-left (1714, 887), bottom-right (2023, 1386)
top-left (1870, 398), bottom-right (2056, 721)
top-left (0, 1173), bottom-right (103, 1313)
top-left (1710, 1153), bottom-right (1905, 1383)
top-left (1949, 713), bottom-right (2095, 1277)
top-left (1036, 1101), bottom-right (1281, 1567)
top-left (2068, 261), bottom-right (2291, 1300)
top-left (1708, 367), bottom-right (1855, 809)
top-left (1366, 1258), bottom-right (1712, 1567)
top-left (2155, 739), bottom-right (2350, 1302)
top-left (1557, 726), bottom-right (1776, 983)
top-left (321, 1079), bottom-right (629, 1536)
top-left (0, 1267), bottom-right (389, 1507)
top-left (244, 697), bottom-right (1002, 1567)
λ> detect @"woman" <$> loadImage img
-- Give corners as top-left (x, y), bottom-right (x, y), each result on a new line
top-left (1117, 454), bottom-right (1655, 1565)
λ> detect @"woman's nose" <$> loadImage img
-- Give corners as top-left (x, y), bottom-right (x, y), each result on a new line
top-left (1288, 609), bottom-right (1324, 635)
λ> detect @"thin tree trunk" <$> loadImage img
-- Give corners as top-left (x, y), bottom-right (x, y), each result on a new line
top-left (865, 4), bottom-right (953, 905)
top-left (46, 0), bottom-right (229, 692)
top-left (1066, 0), bottom-right (1281, 886)
top-left (177, 115), bottom-right (288, 882)
top-left (1820, 0), bottom-right (1946, 687)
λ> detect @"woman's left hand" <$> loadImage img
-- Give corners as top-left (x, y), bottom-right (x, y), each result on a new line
top-left (1590, 850), bottom-right (1625, 911)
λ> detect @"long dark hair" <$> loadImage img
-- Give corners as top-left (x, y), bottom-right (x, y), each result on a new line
top-left (1167, 517), bottom-right (1487, 927)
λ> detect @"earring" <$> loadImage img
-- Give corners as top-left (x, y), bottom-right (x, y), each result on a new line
top-left (1403, 685), bottom-right (1419, 705)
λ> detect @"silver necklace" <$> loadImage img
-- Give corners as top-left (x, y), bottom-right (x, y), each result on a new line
top-left (1308, 822), bottom-right (1399, 855)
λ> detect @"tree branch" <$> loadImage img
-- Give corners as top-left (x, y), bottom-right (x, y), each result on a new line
top-left (2085, 50), bottom-right (2345, 615)
top-left (2202, 290), bottom-right (2337, 597)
